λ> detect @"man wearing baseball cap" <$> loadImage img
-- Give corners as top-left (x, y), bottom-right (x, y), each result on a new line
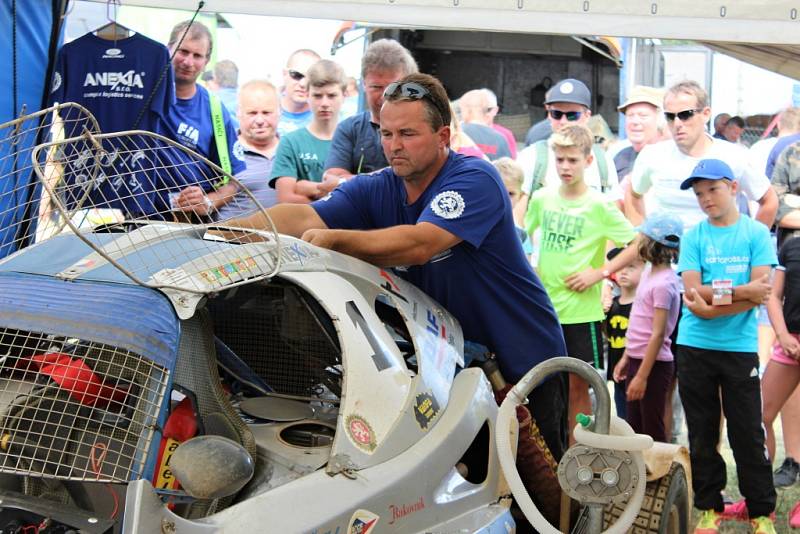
top-left (514, 78), bottom-right (623, 226)
top-left (614, 85), bottom-right (665, 180)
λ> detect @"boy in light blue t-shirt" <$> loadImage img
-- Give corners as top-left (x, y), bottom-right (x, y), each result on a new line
top-left (677, 159), bottom-right (777, 534)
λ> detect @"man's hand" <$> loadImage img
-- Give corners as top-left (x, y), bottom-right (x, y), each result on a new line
top-left (174, 185), bottom-right (212, 216)
top-left (565, 267), bottom-right (603, 292)
top-left (301, 228), bottom-right (338, 250)
top-left (777, 332), bottom-right (800, 360)
top-left (738, 274), bottom-right (772, 305)
top-left (295, 180), bottom-right (322, 201)
top-left (683, 287), bottom-right (712, 318)
top-left (626, 374), bottom-right (647, 401)
top-left (316, 177), bottom-right (343, 197)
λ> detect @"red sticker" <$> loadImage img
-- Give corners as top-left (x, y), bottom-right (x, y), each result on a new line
top-left (346, 414), bottom-right (376, 452)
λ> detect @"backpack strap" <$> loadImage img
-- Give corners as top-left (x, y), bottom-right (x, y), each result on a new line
top-left (527, 140), bottom-right (549, 196)
top-left (592, 143), bottom-right (609, 192)
top-left (209, 93), bottom-right (231, 187)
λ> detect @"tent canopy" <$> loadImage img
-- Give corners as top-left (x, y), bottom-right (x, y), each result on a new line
top-left (85, 0), bottom-right (800, 79)
top-left (98, 0), bottom-right (800, 45)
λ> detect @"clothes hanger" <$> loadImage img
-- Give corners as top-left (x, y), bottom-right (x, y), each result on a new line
top-left (93, 0), bottom-right (133, 42)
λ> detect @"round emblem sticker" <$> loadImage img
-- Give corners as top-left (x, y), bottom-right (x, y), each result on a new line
top-left (560, 81), bottom-right (574, 94)
top-left (430, 191), bottom-right (465, 220)
top-left (346, 414), bottom-right (377, 452)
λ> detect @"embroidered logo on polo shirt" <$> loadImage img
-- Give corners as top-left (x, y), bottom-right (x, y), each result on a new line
top-left (51, 72), bottom-right (62, 93)
top-left (430, 190), bottom-right (465, 219)
top-left (233, 141), bottom-right (245, 161)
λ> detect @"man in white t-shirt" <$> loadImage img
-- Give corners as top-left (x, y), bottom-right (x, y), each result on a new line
top-left (513, 78), bottom-right (622, 226)
top-left (626, 80), bottom-right (777, 231)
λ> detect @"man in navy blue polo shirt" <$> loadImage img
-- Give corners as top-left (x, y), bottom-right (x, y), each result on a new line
top-left (319, 39), bottom-right (417, 195)
top-left (233, 73), bottom-right (568, 458)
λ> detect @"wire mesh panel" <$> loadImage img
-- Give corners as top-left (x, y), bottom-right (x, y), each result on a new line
top-left (210, 283), bottom-right (342, 398)
top-left (0, 328), bottom-right (169, 483)
top-left (24, 128), bottom-right (282, 293)
top-left (0, 103), bottom-right (101, 259)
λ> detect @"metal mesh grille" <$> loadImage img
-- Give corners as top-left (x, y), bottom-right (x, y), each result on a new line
top-left (0, 328), bottom-right (169, 483)
top-left (1, 105), bottom-right (282, 294)
top-left (210, 284), bottom-right (342, 398)
top-left (0, 103), bottom-right (100, 257)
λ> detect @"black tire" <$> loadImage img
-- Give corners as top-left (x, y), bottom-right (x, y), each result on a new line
top-left (604, 462), bottom-right (689, 534)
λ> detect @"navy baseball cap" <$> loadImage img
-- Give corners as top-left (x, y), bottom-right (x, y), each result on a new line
top-left (545, 79), bottom-right (592, 108)
top-left (680, 159), bottom-right (735, 190)
top-left (637, 212), bottom-right (682, 248)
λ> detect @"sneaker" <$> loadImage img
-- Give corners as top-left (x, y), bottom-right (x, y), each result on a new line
top-left (790, 501), bottom-right (800, 529)
top-left (694, 510), bottom-right (721, 534)
top-left (774, 457), bottom-right (800, 488)
top-left (720, 499), bottom-right (777, 522)
top-left (751, 515), bottom-right (777, 534)
top-left (720, 499), bottom-right (748, 521)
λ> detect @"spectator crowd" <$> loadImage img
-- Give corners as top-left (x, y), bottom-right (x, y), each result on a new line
top-left (109, 19), bottom-right (800, 534)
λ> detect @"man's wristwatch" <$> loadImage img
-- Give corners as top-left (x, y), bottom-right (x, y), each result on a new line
top-left (204, 196), bottom-right (214, 211)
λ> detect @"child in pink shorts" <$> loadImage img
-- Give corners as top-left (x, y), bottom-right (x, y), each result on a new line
top-left (763, 236), bottom-right (800, 528)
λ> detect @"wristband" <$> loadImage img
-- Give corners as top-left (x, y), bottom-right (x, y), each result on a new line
top-left (601, 268), bottom-right (611, 279)
top-left (204, 196), bottom-right (213, 211)
top-left (337, 178), bottom-right (347, 186)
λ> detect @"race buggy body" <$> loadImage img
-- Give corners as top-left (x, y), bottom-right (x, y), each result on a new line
top-left (0, 105), bottom-right (689, 533)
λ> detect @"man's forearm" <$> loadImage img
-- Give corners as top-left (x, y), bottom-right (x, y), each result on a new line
top-left (779, 209), bottom-right (800, 229)
top-left (323, 167), bottom-right (355, 181)
top-left (208, 183), bottom-right (239, 209)
top-left (323, 225), bottom-right (456, 268)
top-left (624, 186), bottom-right (645, 226)
top-left (755, 186), bottom-right (778, 228)
top-left (228, 203), bottom-right (324, 237)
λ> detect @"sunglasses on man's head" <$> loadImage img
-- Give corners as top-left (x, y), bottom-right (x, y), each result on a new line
top-left (383, 81), bottom-right (447, 125)
top-left (288, 69), bottom-right (305, 81)
top-left (383, 81), bottom-right (430, 99)
top-left (664, 108), bottom-right (703, 122)
top-left (548, 109), bottom-right (583, 121)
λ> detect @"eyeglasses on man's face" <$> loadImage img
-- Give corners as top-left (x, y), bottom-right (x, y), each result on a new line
top-left (664, 108), bottom-right (704, 122)
top-left (287, 69), bottom-right (306, 82)
top-left (548, 109), bottom-right (583, 121)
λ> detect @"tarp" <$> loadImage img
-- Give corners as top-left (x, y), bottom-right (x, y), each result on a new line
top-left (0, 271), bottom-right (180, 369)
top-left (104, 0), bottom-right (800, 45)
top-left (87, 1), bottom-right (800, 81)
top-left (0, 0), bottom-right (64, 258)
top-left (0, 0), bottom-right (60, 121)
top-left (701, 42), bottom-right (800, 82)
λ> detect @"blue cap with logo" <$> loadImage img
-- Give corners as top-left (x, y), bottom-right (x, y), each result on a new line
top-left (637, 212), bottom-right (682, 248)
top-left (679, 158), bottom-right (735, 190)
top-left (544, 78), bottom-right (592, 108)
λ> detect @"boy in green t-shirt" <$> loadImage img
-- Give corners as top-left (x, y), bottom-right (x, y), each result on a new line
top-left (524, 124), bottom-right (635, 436)
top-left (269, 59), bottom-right (346, 204)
